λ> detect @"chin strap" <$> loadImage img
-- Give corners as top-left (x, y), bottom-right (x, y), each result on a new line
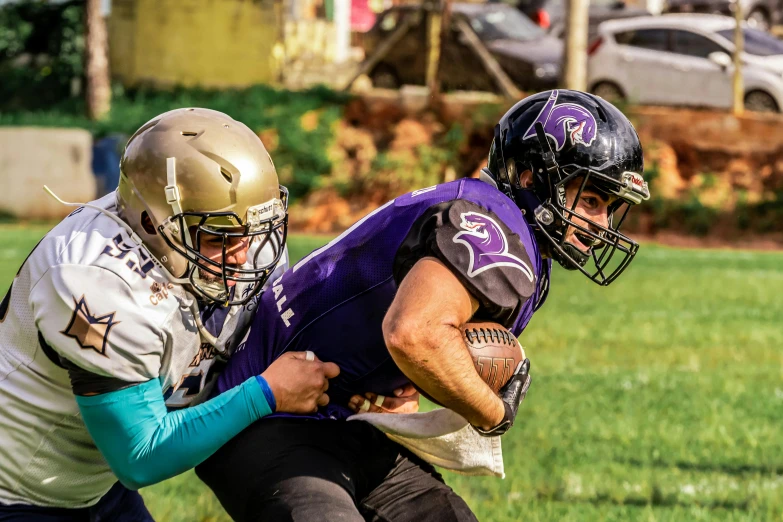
top-left (189, 299), bottom-right (223, 351)
top-left (43, 186), bottom-right (144, 246)
top-left (165, 157), bottom-right (194, 252)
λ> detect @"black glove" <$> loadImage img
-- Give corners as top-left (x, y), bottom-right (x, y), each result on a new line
top-left (473, 358), bottom-right (531, 437)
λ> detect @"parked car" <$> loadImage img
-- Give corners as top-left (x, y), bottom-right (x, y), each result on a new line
top-left (514, 0), bottom-right (651, 40)
top-left (363, 3), bottom-right (562, 93)
top-left (663, 0), bottom-right (781, 32)
top-left (588, 14), bottom-right (783, 112)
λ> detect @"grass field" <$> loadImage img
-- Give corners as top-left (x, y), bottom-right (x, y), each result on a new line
top-left (1, 224), bottom-right (781, 522)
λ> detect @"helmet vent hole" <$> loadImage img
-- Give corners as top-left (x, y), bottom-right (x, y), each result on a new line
top-left (140, 211), bottom-right (157, 235)
top-left (181, 131), bottom-right (198, 137)
top-left (594, 104), bottom-right (608, 123)
top-left (220, 167), bottom-right (233, 184)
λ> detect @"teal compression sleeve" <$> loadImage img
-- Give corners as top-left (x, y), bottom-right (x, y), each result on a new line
top-left (76, 376), bottom-right (273, 490)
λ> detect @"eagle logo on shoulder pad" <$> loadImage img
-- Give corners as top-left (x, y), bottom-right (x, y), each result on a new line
top-left (452, 212), bottom-right (534, 281)
top-left (61, 295), bottom-right (120, 357)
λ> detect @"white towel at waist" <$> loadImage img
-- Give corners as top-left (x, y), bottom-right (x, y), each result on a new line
top-left (346, 408), bottom-right (504, 478)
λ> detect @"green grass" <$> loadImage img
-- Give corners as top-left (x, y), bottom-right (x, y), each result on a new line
top-left (2, 226), bottom-right (781, 521)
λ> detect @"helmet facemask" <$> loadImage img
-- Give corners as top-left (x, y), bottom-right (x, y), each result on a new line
top-left (500, 122), bottom-right (650, 286)
top-left (159, 186), bottom-right (289, 306)
top-left (533, 166), bottom-right (646, 285)
top-left (117, 108), bottom-right (289, 308)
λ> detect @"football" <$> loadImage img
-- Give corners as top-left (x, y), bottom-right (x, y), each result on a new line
top-left (462, 321), bottom-right (525, 394)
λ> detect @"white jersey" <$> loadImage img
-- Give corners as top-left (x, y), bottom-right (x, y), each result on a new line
top-left (0, 192), bottom-right (282, 508)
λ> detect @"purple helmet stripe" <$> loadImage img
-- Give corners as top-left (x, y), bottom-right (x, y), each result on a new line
top-left (522, 90), bottom-right (598, 151)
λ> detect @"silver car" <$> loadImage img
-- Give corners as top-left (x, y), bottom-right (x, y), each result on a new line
top-left (587, 14), bottom-right (783, 112)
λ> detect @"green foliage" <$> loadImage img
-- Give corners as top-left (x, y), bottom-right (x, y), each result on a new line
top-left (734, 192), bottom-right (783, 234)
top-left (0, 0), bottom-right (84, 110)
top-left (636, 158), bottom-right (736, 237)
top-left (679, 192), bottom-right (719, 236)
top-left (644, 195), bottom-right (718, 237)
top-left (642, 156), bottom-right (660, 186)
top-left (1, 229), bottom-right (782, 521)
top-left (363, 122), bottom-right (466, 195)
top-left (0, 5), bottom-right (33, 56)
top-left (0, 85), bottom-right (350, 200)
top-left (441, 123), bottom-right (466, 160)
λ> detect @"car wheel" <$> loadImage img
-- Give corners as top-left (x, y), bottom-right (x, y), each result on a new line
top-left (745, 90), bottom-right (779, 113)
top-left (591, 82), bottom-right (625, 103)
top-left (746, 8), bottom-right (771, 31)
top-left (369, 64), bottom-right (400, 89)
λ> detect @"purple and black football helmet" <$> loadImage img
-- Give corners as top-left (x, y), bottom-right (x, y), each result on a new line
top-left (483, 89), bottom-right (650, 285)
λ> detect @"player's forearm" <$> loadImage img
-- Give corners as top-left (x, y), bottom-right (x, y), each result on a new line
top-left (385, 320), bottom-right (505, 430)
top-left (76, 375), bottom-right (274, 490)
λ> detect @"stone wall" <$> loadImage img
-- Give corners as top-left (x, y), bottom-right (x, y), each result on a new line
top-left (0, 128), bottom-right (96, 219)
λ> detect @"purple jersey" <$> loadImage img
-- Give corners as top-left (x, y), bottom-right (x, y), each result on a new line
top-left (215, 178), bottom-right (551, 419)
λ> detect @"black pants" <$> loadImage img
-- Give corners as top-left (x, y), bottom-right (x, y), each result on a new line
top-left (196, 418), bottom-right (478, 522)
top-left (0, 482), bottom-right (153, 522)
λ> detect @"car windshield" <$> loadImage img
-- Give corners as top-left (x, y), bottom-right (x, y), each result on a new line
top-left (716, 28), bottom-right (783, 56)
top-left (590, 0), bottom-right (626, 6)
top-left (469, 7), bottom-right (546, 42)
top-left (519, 0), bottom-right (621, 8)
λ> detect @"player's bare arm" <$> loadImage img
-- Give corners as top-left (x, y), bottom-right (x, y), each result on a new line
top-left (383, 256), bottom-right (505, 431)
top-left (197, 91), bottom-right (651, 522)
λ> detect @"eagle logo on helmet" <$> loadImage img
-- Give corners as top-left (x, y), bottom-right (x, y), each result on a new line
top-left (522, 90), bottom-right (598, 151)
top-left (452, 212), bottom-right (534, 281)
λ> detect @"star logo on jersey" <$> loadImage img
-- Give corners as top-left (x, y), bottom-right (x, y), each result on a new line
top-left (452, 212), bottom-right (534, 281)
top-left (61, 295), bottom-right (120, 357)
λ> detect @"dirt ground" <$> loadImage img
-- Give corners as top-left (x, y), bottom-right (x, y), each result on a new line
top-left (287, 93), bottom-right (783, 243)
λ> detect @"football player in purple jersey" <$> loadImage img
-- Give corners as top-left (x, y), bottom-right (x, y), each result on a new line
top-left (195, 90), bottom-right (651, 522)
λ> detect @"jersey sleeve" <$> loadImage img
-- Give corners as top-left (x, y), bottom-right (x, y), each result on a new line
top-left (30, 264), bottom-right (166, 384)
top-left (76, 374), bottom-right (273, 490)
top-left (394, 199), bottom-right (537, 328)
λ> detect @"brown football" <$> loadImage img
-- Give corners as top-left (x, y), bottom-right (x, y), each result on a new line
top-left (462, 321), bottom-right (525, 394)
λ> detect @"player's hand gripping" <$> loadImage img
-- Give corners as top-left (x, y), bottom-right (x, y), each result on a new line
top-left (347, 383), bottom-right (420, 414)
top-left (261, 351), bottom-right (340, 414)
top-left (474, 358), bottom-right (531, 437)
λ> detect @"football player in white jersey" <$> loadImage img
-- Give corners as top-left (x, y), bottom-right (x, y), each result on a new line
top-left (0, 108), bottom-right (339, 521)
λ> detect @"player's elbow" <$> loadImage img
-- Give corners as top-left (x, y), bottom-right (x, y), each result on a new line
top-left (382, 312), bottom-right (407, 356)
top-left (112, 462), bottom-right (159, 491)
top-left (114, 470), bottom-right (147, 491)
top-left (383, 312), bottom-right (430, 363)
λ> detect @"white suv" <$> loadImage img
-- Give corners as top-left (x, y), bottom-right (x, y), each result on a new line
top-left (588, 14), bottom-right (783, 112)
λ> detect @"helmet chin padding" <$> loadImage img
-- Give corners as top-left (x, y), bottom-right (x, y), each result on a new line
top-left (560, 243), bottom-right (589, 269)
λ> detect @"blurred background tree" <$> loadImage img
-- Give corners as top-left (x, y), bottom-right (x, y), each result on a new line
top-left (0, 0), bottom-right (84, 111)
top-left (85, 0), bottom-right (110, 120)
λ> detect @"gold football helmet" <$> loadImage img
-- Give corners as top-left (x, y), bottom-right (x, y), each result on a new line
top-left (117, 108), bottom-right (288, 305)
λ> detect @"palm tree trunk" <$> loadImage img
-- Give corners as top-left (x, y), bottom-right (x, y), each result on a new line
top-left (85, 0), bottom-right (111, 121)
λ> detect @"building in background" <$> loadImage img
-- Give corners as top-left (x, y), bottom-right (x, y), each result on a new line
top-left (109, 0), bottom-right (283, 88)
